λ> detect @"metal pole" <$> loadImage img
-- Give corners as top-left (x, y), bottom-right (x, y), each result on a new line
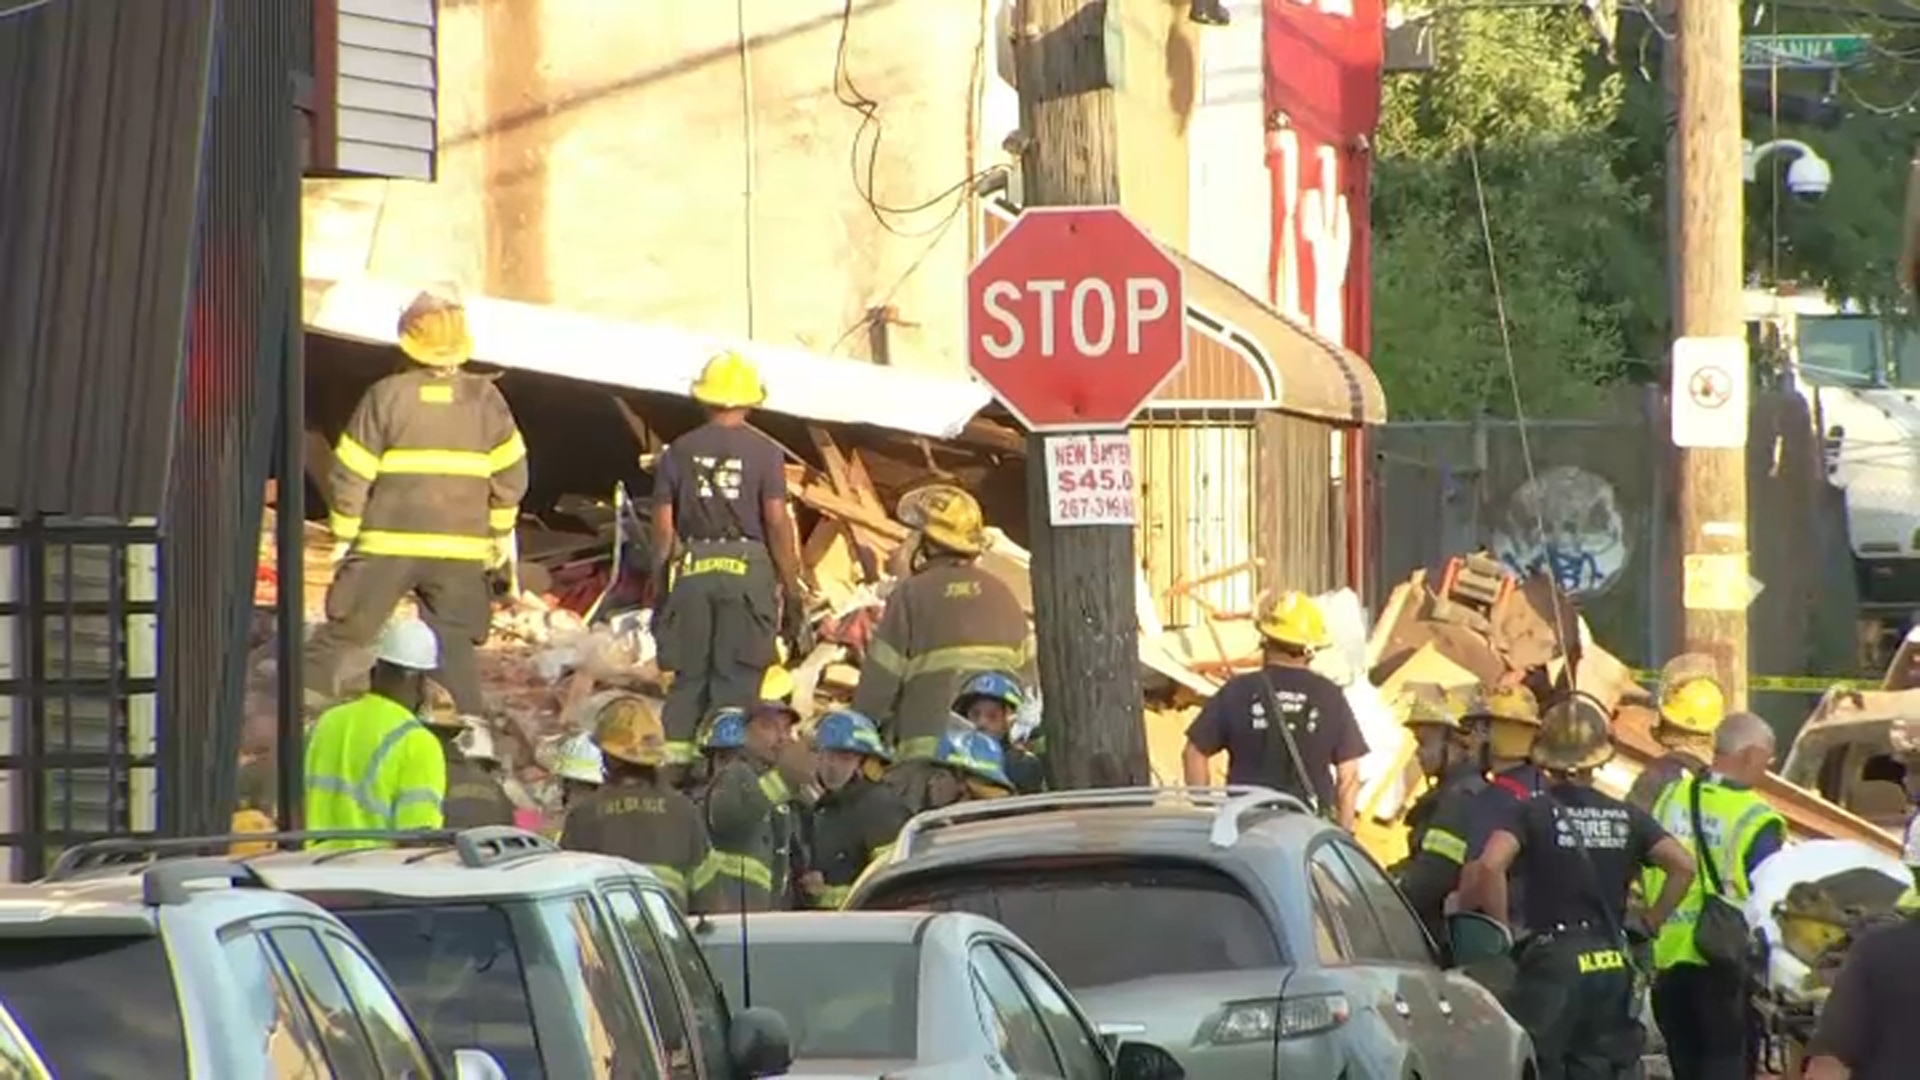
top-left (275, 93), bottom-right (306, 831)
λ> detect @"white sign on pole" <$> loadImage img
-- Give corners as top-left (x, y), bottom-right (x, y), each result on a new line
top-left (1042, 433), bottom-right (1137, 526)
top-left (1670, 336), bottom-right (1749, 449)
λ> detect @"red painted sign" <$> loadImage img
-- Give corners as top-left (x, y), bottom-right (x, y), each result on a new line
top-left (965, 207), bottom-right (1187, 431)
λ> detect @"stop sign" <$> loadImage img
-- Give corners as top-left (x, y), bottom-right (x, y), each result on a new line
top-left (965, 207), bottom-right (1186, 430)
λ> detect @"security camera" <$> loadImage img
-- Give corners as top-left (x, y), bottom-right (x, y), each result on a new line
top-left (1786, 154), bottom-right (1832, 201)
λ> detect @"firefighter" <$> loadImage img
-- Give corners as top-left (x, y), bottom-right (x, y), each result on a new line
top-left (418, 681), bottom-right (515, 829)
top-left (650, 350), bottom-right (808, 774)
top-left (1459, 684), bottom-right (1547, 943)
top-left (917, 729), bottom-right (1016, 812)
top-left (304, 619), bottom-right (448, 849)
top-left (1180, 591), bottom-right (1368, 829)
top-left (1806, 835), bottom-right (1920, 1079)
top-left (798, 709), bottom-right (911, 909)
top-left (304, 287), bottom-right (528, 720)
top-left (1626, 653), bottom-right (1727, 810)
top-left (1461, 697), bottom-right (1698, 1080)
top-left (1644, 710), bottom-right (1784, 1080)
top-left (854, 488), bottom-right (1027, 796)
top-left (951, 671), bottom-right (1045, 794)
top-left (1394, 683), bottom-right (1487, 949)
top-left (563, 696), bottom-right (710, 909)
top-left (692, 699), bottom-right (814, 913)
top-left (692, 707), bottom-right (750, 798)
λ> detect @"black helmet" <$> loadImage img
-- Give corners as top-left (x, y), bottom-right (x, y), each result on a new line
top-left (1531, 696), bottom-right (1614, 772)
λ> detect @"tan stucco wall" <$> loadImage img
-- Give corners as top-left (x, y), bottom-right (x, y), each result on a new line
top-left (303, 0), bottom-right (1195, 377)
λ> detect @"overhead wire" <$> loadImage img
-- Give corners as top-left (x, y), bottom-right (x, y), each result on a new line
top-left (0, 0), bottom-right (59, 21)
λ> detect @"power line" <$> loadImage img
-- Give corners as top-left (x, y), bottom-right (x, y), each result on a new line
top-left (0, 0), bottom-right (61, 23)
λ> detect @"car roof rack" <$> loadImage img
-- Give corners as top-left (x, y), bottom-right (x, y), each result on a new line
top-left (141, 858), bottom-right (276, 906)
top-left (46, 826), bottom-right (558, 880)
top-left (891, 785), bottom-right (1309, 859)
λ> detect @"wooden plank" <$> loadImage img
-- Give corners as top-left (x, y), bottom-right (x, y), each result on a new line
top-left (792, 479), bottom-right (911, 542)
top-left (807, 426), bottom-right (857, 497)
top-left (611, 396), bottom-right (658, 457)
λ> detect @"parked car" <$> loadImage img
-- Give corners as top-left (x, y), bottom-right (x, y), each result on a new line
top-left (50, 826), bottom-right (793, 1080)
top-left (843, 787), bottom-right (1536, 1080)
top-left (697, 911), bottom-right (1186, 1079)
top-left (0, 857), bottom-right (506, 1079)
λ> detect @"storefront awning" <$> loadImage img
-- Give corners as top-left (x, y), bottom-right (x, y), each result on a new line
top-left (302, 277), bottom-right (994, 440)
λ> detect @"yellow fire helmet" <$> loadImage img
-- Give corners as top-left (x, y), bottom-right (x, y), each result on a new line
top-left (915, 486), bottom-right (987, 556)
top-left (1532, 696), bottom-right (1615, 772)
top-left (1659, 677), bottom-right (1727, 736)
top-left (1461, 684), bottom-right (1542, 727)
top-left (417, 679), bottom-right (465, 730)
top-left (1399, 683), bottom-right (1460, 730)
top-left (1254, 590), bottom-right (1331, 650)
top-left (594, 694), bottom-right (669, 767)
top-left (396, 286), bottom-right (474, 368)
top-left (690, 348), bottom-right (767, 409)
top-left (761, 664), bottom-right (796, 703)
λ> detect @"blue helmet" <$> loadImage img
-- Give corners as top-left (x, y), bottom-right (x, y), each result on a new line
top-left (953, 671), bottom-right (1024, 715)
top-left (932, 729), bottom-right (1012, 788)
top-left (812, 709), bottom-right (892, 761)
top-left (700, 707), bottom-right (748, 752)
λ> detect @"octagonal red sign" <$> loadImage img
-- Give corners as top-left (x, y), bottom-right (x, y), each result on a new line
top-left (965, 206), bottom-right (1186, 431)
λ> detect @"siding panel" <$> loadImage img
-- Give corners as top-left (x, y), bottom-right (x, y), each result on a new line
top-left (320, 0), bottom-right (437, 180)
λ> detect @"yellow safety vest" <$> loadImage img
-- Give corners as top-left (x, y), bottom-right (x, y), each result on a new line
top-left (304, 694), bottom-right (448, 849)
top-left (1641, 773), bottom-right (1782, 970)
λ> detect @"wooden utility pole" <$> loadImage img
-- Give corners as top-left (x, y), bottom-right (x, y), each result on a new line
top-left (1011, 0), bottom-right (1149, 787)
top-left (1670, 0), bottom-right (1749, 706)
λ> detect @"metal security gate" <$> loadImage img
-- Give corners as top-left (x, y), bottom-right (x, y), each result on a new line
top-left (1133, 421), bottom-right (1259, 628)
top-left (0, 518), bottom-right (160, 880)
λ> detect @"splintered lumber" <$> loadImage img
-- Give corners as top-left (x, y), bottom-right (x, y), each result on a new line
top-left (1375, 643), bottom-right (1478, 700)
top-left (791, 479), bottom-right (910, 543)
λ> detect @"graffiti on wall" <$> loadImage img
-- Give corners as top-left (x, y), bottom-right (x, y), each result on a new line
top-left (1489, 465), bottom-right (1631, 598)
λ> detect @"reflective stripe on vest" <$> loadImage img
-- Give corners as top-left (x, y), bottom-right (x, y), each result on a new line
top-left (1642, 774), bottom-right (1782, 970)
top-left (692, 851), bottom-right (774, 893)
top-left (308, 714), bottom-right (432, 824)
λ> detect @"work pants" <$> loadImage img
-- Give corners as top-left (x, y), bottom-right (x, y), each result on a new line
top-left (1506, 929), bottom-right (1642, 1080)
top-left (656, 542), bottom-right (778, 757)
top-left (304, 555), bottom-right (490, 715)
top-left (1651, 962), bottom-right (1750, 1080)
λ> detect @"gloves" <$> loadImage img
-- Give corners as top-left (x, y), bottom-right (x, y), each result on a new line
top-left (329, 541), bottom-right (352, 566)
top-left (781, 584), bottom-right (817, 657)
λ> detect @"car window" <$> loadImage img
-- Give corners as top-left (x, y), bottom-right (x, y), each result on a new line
top-left (1334, 843), bottom-right (1437, 965)
top-left (639, 889), bottom-right (731, 1079)
top-left (0, 935), bottom-right (187, 1077)
top-left (220, 929), bottom-right (327, 1079)
top-left (703, 939), bottom-right (918, 1060)
top-left (0, 1002), bottom-right (49, 1080)
top-left (535, 896), bottom-right (661, 1079)
top-left (993, 946), bottom-right (1107, 1078)
top-left (605, 888), bottom-right (698, 1078)
top-left (339, 904), bottom-right (545, 1078)
top-left (1308, 845), bottom-right (1392, 962)
top-left (970, 947), bottom-right (1062, 1075)
top-left (1310, 886), bottom-right (1348, 964)
top-left (319, 931), bottom-right (439, 1078)
top-left (866, 861), bottom-right (1282, 990)
top-left (268, 927), bottom-right (383, 1079)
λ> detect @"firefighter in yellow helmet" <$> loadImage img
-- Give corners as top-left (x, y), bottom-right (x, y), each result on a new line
top-left (1394, 684), bottom-right (1489, 947)
top-left (1458, 684), bottom-right (1547, 941)
top-left (416, 680), bottom-right (515, 829)
top-left (1181, 590), bottom-right (1368, 829)
top-left (651, 349), bottom-right (808, 780)
top-left (854, 485), bottom-right (1028, 808)
top-left (1625, 653), bottom-right (1728, 811)
top-left (304, 286), bottom-right (528, 722)
top-left (561, 695), bottom-right (710, 910)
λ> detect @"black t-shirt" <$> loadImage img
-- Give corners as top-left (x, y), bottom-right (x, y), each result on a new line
top-left (654, 422), bottom-right (786, 541)
top-left (1184, 664), bottom-right (1368, 813)
top-left (1504, 782), bottom-right (1666, 932)
top-left (1810, 917), bottom-right (1920, 1080)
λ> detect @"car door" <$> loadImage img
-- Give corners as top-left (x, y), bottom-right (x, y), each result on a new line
top-left (1306, 842), bottom-right (1444, 1075)
top-left (314, 930), bottom-right (444, 1079)
top-left (263, 925), bottom-right (392, 1078)
top-left (969, 945), bottom-right (1067, 1077)
top-left (990, 943), bottom-right (1112, 1080)
top-left (633, 887), bottom-right (734, 1080)
top-left (218, 924), bottom-right (330, 1079)
top-left (603, 884), bottom-right (703, 1079)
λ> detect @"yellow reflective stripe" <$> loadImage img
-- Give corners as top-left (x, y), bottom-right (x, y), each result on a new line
top-left (1420, 828), bottom-right (1468, 865)
top-left (664, 741), bottom-right (700, 766)
top-left (898, 737), bottom-right (940, 761)
top-left (869, 638), bottom-right (907, 675)
top-left (1899, 887), bottom-right (1920, 912)
top-left (329, 513), bottom-right (362, 540)
top-left (899, 644), bottom-right (1025, 680)
top-left (335, 435), bottom-right (381, 481)
top-left (684, 556), bottom-right (748, 576)
top-left (691, 851), bottom-right (773, 891)
top-left (377, 448), bottom-right (493, 477)
top-left (869, 842), bottom-right (895, 863)
top-left (758, 769), bottom-right (791, 804)
top-left (489, 506), bottom-right (518, 532)
top-left (489, 431), bottom-right (528, 471)
top-left (353, 531), bottom-right (494, 561)
top-left (813, 884), bottom-right (852, 909)
top-left (646, 864), bottom-right (689, 906)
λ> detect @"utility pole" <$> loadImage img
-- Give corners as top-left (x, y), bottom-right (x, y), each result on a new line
top-left (1670, 0), bottom-right (1749, 706)
top-left (1010, 0), bottom-right (1149, 787)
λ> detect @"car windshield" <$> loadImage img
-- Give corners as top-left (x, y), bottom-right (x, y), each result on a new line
top-left (0, 935), bottom-right (186, 1077)
top-left (866, 861), bottom-right (1282, 990)
top-left (337, 903), bottom-right (545, 1078)
top-left (702, 941), bottom-right (920, 1060)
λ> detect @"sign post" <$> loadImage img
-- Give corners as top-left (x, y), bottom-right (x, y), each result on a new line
top-left (966, 206), bottom-right (1186, 787)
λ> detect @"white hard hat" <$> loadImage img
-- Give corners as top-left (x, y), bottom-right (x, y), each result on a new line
top-left (554, 734), bottom-right (605, 785)
top-left (455, 723), bottom-right (499, 764)
top-left (373, 619), bottom-right (440, 671)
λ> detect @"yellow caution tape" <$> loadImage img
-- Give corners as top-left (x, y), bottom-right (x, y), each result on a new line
top-left (1628, 670), bottom-right (1881, 694)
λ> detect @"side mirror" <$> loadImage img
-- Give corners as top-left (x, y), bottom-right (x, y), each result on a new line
top-left (452, 1048), bottom-right (510, 1080)
top-left (729, 1005), bottom-right (795, 1078)
top-left (1096, 1020), bottom-right (1147, 1055)
top-left (1113, 1041), bottom-right (1186, 1080)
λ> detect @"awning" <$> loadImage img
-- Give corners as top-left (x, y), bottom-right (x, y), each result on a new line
top-left (302, 277), bottom-right (994, 440)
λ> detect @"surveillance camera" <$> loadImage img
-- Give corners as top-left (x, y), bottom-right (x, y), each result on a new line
top-left (1786, 154), bottom-right (1832, 201)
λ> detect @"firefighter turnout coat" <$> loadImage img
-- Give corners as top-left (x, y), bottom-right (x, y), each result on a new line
top-left (329, 369), bottom-right (529, 562)
top-left (304, 694), bottom-right (446, 849)
top-left (693, 761), bottom-right (800, 913)
top-left (442, 758), bottom-right (516, 830)
top-left (804, 775), bottom-right (911, 909)
top-left (852, 557), bottom-right (1029, 758)
top-left (562, 775), bottom-right (710, 909)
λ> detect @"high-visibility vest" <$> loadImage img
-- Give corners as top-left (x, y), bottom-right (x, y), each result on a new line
top-left (304, 693), bottom-right (447, 849)
top-left (1641, 773), bottom-right (1782, 970)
